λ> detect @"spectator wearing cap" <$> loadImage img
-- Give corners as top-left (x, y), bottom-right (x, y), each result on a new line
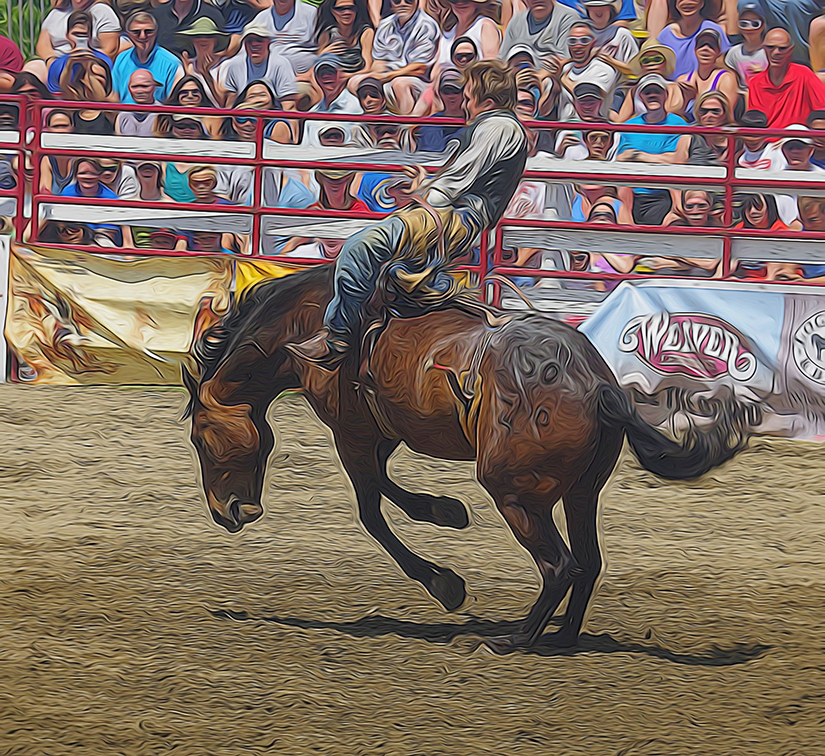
top-left (314, 0), bottom-right (374, 76)
top-left (303, 53), bottom-right (363, 145)
top-left (450, 36), bottom-right (479, 69)
top-left (355, 75), bottom-right (388, 113)
top-left (737, 109), bottom-right (783, 168)
top-left (617, 73), bottom-right (690, 224)
top-left (582, 0), bottom-right (638, 67)
top-left (152, 0), bottom-right (228, 59)
top-left (748, 28), bottom-right (825, 128)
top-left (807, 110), bottom-right (825, 167)
top-left (500, 0), bottom-right (579, 65)
top-left (113, 12), bottom-right (183, 103)
top-left (46, 11), bottom-right (113, 95)
top-left (250, 0), bottom-right (319, 74)
top-left (725, 0), bottom-right (768, 86)
top-left (554, 83), bottom-right (617, 159)
top-left (358, 0), bottom-right (440, 115)
top-left (618, 39), bottom-right (681, 120)
top-left (557, 21), bottom-right (621, 122)
top-left (676, 27), bottom-right (738, 121)
top-left (657, 0), bottom-right (730, 81)
top-left (217, 23), bottom-right (299, 107)
top-left (38, 0), bottom-right (121, 64)
top-left (176, 17), bottom-right (232, 106)
top-left (415, 68), bottom-right (466, 152)
top-left (116, 69), bottom-right (160, 136)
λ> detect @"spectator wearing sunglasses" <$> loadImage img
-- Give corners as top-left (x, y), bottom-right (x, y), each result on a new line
top-left (431, 0), bottom-right (500, 67)
top-left (357, 0), bottom-right (440, 115)
top-left (656, 0), bottom-right (730, 81)
top-left (97, 157), bottom-right (139, 198)
top-left (113, 12), bottom-right (183, 104)
top-left (725, 0), bottom-right (768, 85)
top-left (675, 28), bottom-right (738, 122)
top-left (557, 21), bottom-right (620, 122)
top-left (673, 91), bottom-right (733, 165)
top-left (413, 37), bottom-right (479, 115)
top-left (748, 28), bottom-right (825, 128)
top-left (153, 113), bottom-right (211, 203)
top-left (618, 39), bottom-right (681, 121)
top-left (415, 68), bottom-right (466, 151)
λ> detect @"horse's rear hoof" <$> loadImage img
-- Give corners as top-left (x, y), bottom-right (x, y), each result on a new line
top-left (430, 496), bottom-right (469, 529)
top-left (429, 568), bottom-right (466, 612)
top-left (484, 633), bottom-right (529, 655)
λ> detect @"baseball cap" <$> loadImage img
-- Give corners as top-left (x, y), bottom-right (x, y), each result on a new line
top-left (782, 123), bottom-right (814, 146)
top-left (505, 44), bottom-right (538, 67)
top-left (637, 73), bottom-right (669, 93)
top-left (438, 68), bottom-right (463, 91)
top-left (314, 53), bottom-right (343, 73)
top-left (241, 22), bottom-right (273, 40)
top-left (574, 82), bottom-right (605, 99)
top-left (737, 0), bottom-right (766, 15)
top-left (177, 17), bottom-right (229, 37)
top-left (170, 112), bottom-right (203, 123)
top-left (696, 27), bottom-right (723, 47)
top-left (356, 77), bottom-right (384, 96)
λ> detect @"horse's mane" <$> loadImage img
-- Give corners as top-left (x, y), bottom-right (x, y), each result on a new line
top-left (191, 264), bottom-right (332, 385)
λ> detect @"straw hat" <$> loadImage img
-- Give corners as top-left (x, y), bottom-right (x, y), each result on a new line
top-left (629, 38), bottom-right (676, 78)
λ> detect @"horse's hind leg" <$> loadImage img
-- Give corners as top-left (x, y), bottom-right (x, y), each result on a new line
top-left (479, 477), bottom-right (578, 654)
top-left (376, 439), bottom-right (469, 529)
top-left (335, 435), bottom-right (467, 611)
top-left (558, 434), bottom-right (621, 645)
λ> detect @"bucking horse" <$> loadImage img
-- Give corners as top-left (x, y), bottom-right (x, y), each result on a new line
top-left (183, 265), bottom-right (756, 653)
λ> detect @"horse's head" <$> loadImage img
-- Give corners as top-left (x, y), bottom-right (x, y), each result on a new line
top-left (183, 365), bottom-right (275, 533)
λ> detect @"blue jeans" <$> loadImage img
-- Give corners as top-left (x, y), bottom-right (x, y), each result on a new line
top-left (324, 207), bottom-right (483, 343)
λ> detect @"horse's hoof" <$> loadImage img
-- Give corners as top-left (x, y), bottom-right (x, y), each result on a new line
top-left (542, 628), bottom-right (579, 649)
top-left (484, 633), bottom-right (530, 655)
top-left (429, 496), bottom-right (469, 529)
top-left (429, 568), bottom-right (466, 612)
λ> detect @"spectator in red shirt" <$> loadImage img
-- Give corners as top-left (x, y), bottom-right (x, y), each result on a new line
top-left (0, 34), bottom-right (24, 93)
top-left (747, 28), bottom-right (825, 129)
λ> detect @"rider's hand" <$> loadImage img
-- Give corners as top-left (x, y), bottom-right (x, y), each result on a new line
top-left (402, 164), bottom-right (428, 193)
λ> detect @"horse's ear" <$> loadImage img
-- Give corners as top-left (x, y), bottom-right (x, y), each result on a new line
top-left (181, 365), bottom-right (199, 396)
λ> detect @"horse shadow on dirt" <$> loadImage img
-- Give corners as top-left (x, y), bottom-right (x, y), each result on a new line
top-left (210, 609), bottom-right (770, 666)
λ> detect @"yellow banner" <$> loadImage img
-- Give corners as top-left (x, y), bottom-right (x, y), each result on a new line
top-left (6, 244), bottom-right (233, 385)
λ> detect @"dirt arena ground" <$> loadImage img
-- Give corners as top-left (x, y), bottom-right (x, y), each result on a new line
top-left (0, 384), bottom-right (822, 755)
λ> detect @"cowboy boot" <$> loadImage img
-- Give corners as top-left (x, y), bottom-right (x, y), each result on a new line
top-left (285, 329), bottom-right (349, 371)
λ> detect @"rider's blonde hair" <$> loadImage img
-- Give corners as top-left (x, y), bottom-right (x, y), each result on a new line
top-left (462, 60), bottom-right (518, 112)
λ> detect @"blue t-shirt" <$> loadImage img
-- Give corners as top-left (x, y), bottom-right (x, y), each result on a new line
top-left (112, 46), bottom-right (182, 104)
top-left (618, 113), bottom-right (687, 195)
top-left (415, 113), bottom-right (463, 153)
top-left (557, 0), bottom-right (636, 22)
top-left (60, 182), bottom-right (118, 199)
top-left (47, 50), bottom-right (112, 94)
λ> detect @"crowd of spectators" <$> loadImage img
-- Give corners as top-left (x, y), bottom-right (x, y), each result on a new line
top-left (1, 0), bottom-right (825, 275)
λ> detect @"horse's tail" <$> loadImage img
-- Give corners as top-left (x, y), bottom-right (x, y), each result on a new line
top-left (596, 383), bottom-right (759, 480)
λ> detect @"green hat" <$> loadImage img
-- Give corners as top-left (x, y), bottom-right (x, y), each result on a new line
top-left (177, 16), bottom-right (229, 38)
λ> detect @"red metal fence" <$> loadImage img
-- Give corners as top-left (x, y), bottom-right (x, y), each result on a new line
top-left (6, 94), bottom-right (825, 306)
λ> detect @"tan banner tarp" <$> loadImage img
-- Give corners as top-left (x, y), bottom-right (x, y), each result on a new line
top-left (6, 244), bottom-right (233, 384)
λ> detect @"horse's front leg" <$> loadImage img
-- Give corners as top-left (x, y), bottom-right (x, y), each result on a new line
top-left (335, 434), bottom-right (467, 612)
top-left (375, 439), bottom-right (470, 530)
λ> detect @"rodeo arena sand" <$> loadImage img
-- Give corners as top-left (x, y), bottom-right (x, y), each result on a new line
top-left (0, 384), bottom-right (822, 755)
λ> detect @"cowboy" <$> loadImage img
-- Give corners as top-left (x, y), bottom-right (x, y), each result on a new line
top-left (288, 60), bottom-right (528, 371)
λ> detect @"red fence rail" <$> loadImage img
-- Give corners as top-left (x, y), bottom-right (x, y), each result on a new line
top-left (6, 94), bottom-right (825, 304)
